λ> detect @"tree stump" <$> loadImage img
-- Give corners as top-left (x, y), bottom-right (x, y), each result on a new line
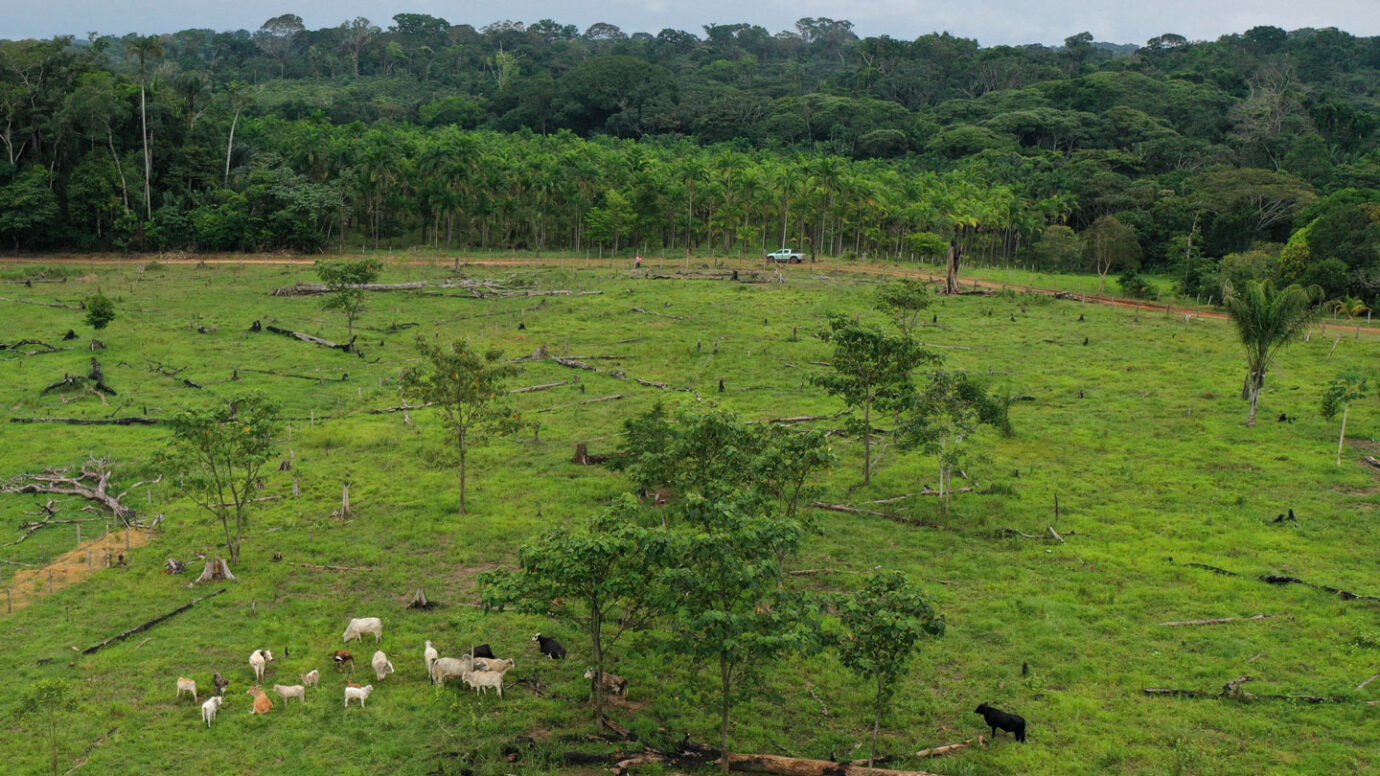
top-left (165, 558), bottom-right (186, 574)
top-left (194, 557), bottom-right (237, 584)
top-left (407, 588), bottom-right (435, 610)
top-left (573, 442), bottom-right (590, 465)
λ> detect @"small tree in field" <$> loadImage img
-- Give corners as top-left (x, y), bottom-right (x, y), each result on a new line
top-left (166, 395), bottom-right (280, 564)
top-left (21, 679), bottom-right (78, 776)
top-left (1321, 374), bottom-right (1368, 466)
top-left (1224, 279), bottom-right (1321, 426)
top-left (838, 571), bottom-right (944, 768)
top-left (315, 258), bottom-right (383, 338)
top-left (480, 496), bottom-right (663, 722)
top-left (900, 370), bottom-right (1009, 514)
top-left (84, 293), bottom-right (116, 330)
top-left (813, 315), bottom-right (938, 485)
top-left (875, 279), bottom-right (932, 336)
top-left (400, 337), bottom-right (520, 514)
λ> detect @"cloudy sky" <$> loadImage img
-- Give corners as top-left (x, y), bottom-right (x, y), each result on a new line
top-left (4, 0), bottom-right (1376, 46)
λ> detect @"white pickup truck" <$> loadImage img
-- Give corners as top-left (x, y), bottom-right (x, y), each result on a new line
top-left (766, 248), bottom-right (805, 263)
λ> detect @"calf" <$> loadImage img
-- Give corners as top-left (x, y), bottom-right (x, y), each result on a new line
top-left (176, 677), bottom-right (198, 702)
top-left (212, 671), bottom-right (230, 694)
top-left (201, 696), bottom-right (223, 727)
top-left (246, 685), bottom-right (273, 715)
top-left (300, 669), bottom-right (320, 687)
top-left (273, 684), bottom-right (306, 706)
top-left (533, 633), bottom-right (566, 660)
top-left (974, 702), bottom-right (1026, 742)
top-left (371, 650), bottom-right (395, 681)
top-left (334, 650), bottom-right (355, 671)
top-left (344, 684), bottom-right (374, 709)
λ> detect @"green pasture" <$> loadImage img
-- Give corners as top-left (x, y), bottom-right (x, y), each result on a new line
top-left (1, 258), bottom-right (1378, 776)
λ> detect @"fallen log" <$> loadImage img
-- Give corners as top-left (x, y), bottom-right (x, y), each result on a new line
top-left (81, 589), bottom-right (227, 654)
top-left (1160, 614), bottom-right (1276, 627)
top-left (0, 456), bottom-right (152, 524)
top-left (810, 501), bottom-right (948, 530)
top-left (0, 338), bottom-right (60, 354)
top-left (263, 325), bottom-right (361, 356)
top-left (630, 307), bottom-right (690, 320)
top-left (283, 561), bottom-right (378, 572)
top-left (769, 415), bottom-right (833, 425)
top-left (726, 752), bottom-right (949, 776)
top-left (10, 417), bottom-right (161, 426)
top-left (1357, 672), bottom-right (1380, 691)
top-left (271, 281), bottom-right (428, 296)
top-left (536, 394), bottom-right (625, 413)
top-left (1182, 562), bottom-right (1240, 576)
top-left (88, 357), bottom-right (116, 395)
top-left (910, 737), bottom-right (984, 759)
top-left (239, 367), bottom-right (347, 383)
top-left (0, 295), bottom-right (83, 309)
top-left (40, 375), bottom-right (86, 395)
top-left (508, 380), bottom-right (570, 394)
top-left (146, 361), bottom-right (204, 389)
top-left (1259, 574), bottom-right (1380, 603)
top-left (1362, 456), bottom-right (1380, 470)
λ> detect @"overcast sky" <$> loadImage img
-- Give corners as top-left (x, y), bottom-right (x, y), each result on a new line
top-left (3, 0), bottom-right (1376, 47)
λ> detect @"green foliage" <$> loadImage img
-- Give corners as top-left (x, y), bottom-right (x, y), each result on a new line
top-left (813, 315), bottom-right (939, 484)
top-left (838, 571), bottom-right (944, 767)
top-left (1320, 374), bottom-right (1367, 422)
top-left (164, 395), bottom-right (280, 563)
top-left (400, 337), bottom-right (521, 513)
top-left (480, 496), bottom-right (664, 720)
top-left (84, 293), bottom-right (116, 330)
top-left (20, 679), bottom-right (79, 776)
top-left (314, 258), bottom-right (383, 337)
top-left (1223, 279), bottom-right (1322, 425)
top-left (1116, 270), bottom-right (1154, 299)
top-left (900, 370), bottom-right (1009, 513)
top-left (875, 279), bottom-right (932, 335)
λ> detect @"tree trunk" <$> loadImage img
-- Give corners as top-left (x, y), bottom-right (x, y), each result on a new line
top-left (725, 753), bottom-right (949, 776)
top-left (943, 242), bottom-right (962, 295)
top-left (458, 429), bottom-right (468, 515)
top-left (862, 397), bottom-right (872, 486)
top-left (720, 654), bottom-right (732, 774)
top-left (224, 109), bottom-right (240, 186)
top-left (140, 82), bottom-right (151, 219)
top-left (1337, 405), bottom-right (1349, 466)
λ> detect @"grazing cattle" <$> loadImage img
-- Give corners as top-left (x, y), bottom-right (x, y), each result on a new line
top-left (430, 656), bottom-right (474, 688)
top-left (247, 685), bottom-right (273, 715)
top-left (424, 641), bottom-right (439, 677)
top-left (273, 684), bottom-right (306, 706)
top-left (371, 651), bottom-right (395, 681)
top-left (201, 696), bottom-right (223, 727)
top-left (533, 633), bottom-right (566, 660)
top-left (176, 677), bottom-right (198, 702)
top-left (342, 617), bottom-right (383, 643)
top-left (212, 671), bottom-right (230, 694)
top-left (473, 657), bottom-right (514, 674)
top-left (470, 644), bottom-right (495, 660)
top-left (461, 669), bottom-right (505, 697)
top-left (300, 669), bottom-right (320, 687)
top-left (974, 702), bottom-right (1026, 742)
top-left (334, 650), bottom-right (355, 671)
top-left (344, 684), bottom-right (374, 709)
top-left (249, 649), bottom-right (274, 682)
top-left (584, 669), bottom-right (628, 697)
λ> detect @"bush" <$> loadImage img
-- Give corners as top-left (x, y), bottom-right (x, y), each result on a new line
top-left (1117, 270), bottom-right (1155, 299)
top-left (84, 293), bottom-right (116, 330)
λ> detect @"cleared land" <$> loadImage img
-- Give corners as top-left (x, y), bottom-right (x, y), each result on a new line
top-left (2, 257), bottom-right (1378, 776)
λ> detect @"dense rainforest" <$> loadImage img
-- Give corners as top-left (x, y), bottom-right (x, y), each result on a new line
top-left (1, 17), bottom-right (1378, 299)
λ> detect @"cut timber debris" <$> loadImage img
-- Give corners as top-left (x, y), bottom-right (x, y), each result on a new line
top-left (1144, 674), bottom-right (1377, 705)
top-left (283, 561), bottom-right (378, 572)
top-left (82, 588), bottom-right (227, 654)
top-left (262, 324), bottom-right (362, 357)
top-left (0, 456), bottom-right (157, 525)
top-left (811, 501), bottom-right (949, 530)
top-left (407, 588), bottom-right (437, 610)
top-left (1160, 614), bottom-right (1277, 627)
top-left (726, 752), bottom-right (949, 776)
top-left (535, 394), bottom-right (625, 413)
top-left (193, 557), bottom-right (237, 584)
top-left (630, 306), bottom-right (690, 320)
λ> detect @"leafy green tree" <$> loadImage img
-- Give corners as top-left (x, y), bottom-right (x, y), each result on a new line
top-left (20, 679), bottom-right (79, 776)
top-left (0, 165), bottom-right (59, 248)
top-left (1082, 214), bottom-right (1141, 293)
top-left (900, 370), bottom-right (1009, 514)
top-left (838, 571), bottom-right (944, 767)
top-left (480, 497), bottom-right (663, 721)
top-left (84, 293), bottom-right (115, 330)
top-left (165, 395), bottom-right (280, 563)
top-left (314, 258), bottom-right (383, 338)
top-left (1224, 279), bottom-right (1321, 426)
top-left (662, 493), bottom-right (816, 774)
top-left (875, 279), bottom-right (932, 336)
top-left (400, 338), bottom-right (520, 514)
top-left (1321, 375), bottom-right (1368, 466)
top-left (813, 315), bottom-right (938, 485)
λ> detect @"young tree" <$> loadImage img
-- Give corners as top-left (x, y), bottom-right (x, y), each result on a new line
top-left (314, 258), bottom-right (383, 338)
top-left (84, 293), bottom-right (115, 330)
top-left (1082, 214), bottom-right (1141, 293)
top-left (480, 497), bottom-right (663, 722)
top-left (875, 279), bottom-right (932, 336)
top-left (812, 315), bottom-right (938, 485)
top-left (1224, 279), bottom-right (1321, 426)
top-left (900, 370), bottom-right (1009, 514)
top-left (1321, 374), bottom-right (1368, 466)
top-left (165, 396), bottom-right (280, 563)
top-left (838, 571), bottom-right (945, 768)
top-left (20, 679), bottom-right (78, 776)
top-left (662, 493), bottom-right (817, 774)
top-left (400, 337), bottom-right (520, 514)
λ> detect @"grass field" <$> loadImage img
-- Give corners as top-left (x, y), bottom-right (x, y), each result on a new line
top-left (2, 256), bottom-right (1378, 776)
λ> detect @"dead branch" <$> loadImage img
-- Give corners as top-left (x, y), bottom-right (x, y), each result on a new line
top-left (1160, 614), bottom-right (1277, 627)
top-left (262, 325), bottom-right (361, 356)
top-left (40, 375), bottom-right (86, 395)
top-left (508, 380), bottom-right (570, 394)
top-left (10, 417), bottom-right (162, 426)
top-left (1357, 672), bottom-right (1380, 691)
top-left (911, 737), bottom-right (985, 759)
top-left (370, 401), bottom-right (436, 415)
top-left (62, 726), bottom-right (120, 776)
top-left (0, 338), bottom-right (61, 354)
top-left (1363, 456), bottom-right (1380, 470)
top-left (630, 307), bottom-right (690, 320)
top-left (0, 456), bottom-right (149, 524)
top-left (726, 752), bottom-right (949, 776)
top-left (1260, 574), bottom-right (1380, 603)
top-left (787, 569), bottom-right (836, 576)
top-left (239, 367), bottom-right (347, 383)
top-left (768, 415), bottom-right (834, 425)
top-left (1182, 562), bottom-right (1240, 576)
top-left (82, 589), bottom-right (227, 654)
top-left (810, 501), bottom-right (948, 529)
top-left (146, 361), bottom-right (204, 389)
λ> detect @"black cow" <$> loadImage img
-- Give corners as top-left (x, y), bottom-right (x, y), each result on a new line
top-left (533, 632), bottom-right (566, 660)
top-left (974, 702), bottom-right (1026, 742)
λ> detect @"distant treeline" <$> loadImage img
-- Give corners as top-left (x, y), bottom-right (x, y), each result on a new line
top-left (1, 18), bottom-right (1377, 298)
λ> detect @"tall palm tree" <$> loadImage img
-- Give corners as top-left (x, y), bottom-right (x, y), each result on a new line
top-left (1224, 279), bottom-right (1321, 426)
top-left (125, 35), bottom-right (163, 219)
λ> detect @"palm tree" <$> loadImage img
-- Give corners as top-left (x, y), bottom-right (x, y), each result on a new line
top-left (1224, 279), bottom-right (1321, 426)
top-left (124, 35), bottom-right (163, 219)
